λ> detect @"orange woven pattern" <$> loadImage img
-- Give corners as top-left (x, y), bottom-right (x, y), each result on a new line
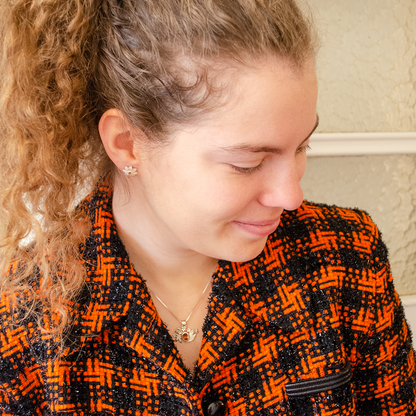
top-left (0, 178), bottom-right (415, 415)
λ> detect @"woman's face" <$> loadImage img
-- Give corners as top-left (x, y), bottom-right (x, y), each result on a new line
top-left (121, 58), bottom-right (318, 263)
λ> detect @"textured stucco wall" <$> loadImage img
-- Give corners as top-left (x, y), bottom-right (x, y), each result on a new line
top-left (313, 0), bottom-right (416, 133)
top-left (301, 1), bottom-right (416, 295)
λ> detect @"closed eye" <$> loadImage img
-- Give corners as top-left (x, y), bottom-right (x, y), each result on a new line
top-left (296, 144), bottom-right (311, 154)
top-left (230, 162), bottom-right (263, 174)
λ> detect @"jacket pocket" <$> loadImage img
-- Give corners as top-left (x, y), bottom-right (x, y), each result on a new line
top-left (285, 361), bottom-right (355, 416)
top-left (286, 361), bottom-right (352, 397)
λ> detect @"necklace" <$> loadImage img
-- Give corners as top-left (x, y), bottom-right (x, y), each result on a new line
top-left (148, 278), bottom-right (212, 343)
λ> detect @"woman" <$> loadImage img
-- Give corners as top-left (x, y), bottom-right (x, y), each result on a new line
top-left (0, 0), bottom-right (414, 415)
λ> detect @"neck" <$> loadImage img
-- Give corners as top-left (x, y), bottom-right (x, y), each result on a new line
top-left (112, 181), bottom-right (218, 293)
top-left (115, 215), bottom-right (217, 322)
top-left (122, 232), bottom-right (218, 293)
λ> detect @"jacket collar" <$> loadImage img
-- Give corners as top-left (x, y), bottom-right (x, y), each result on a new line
top-left (219, 200), bottom-right (348, 335)
top-left (66, 176), bottom-right (156, 344)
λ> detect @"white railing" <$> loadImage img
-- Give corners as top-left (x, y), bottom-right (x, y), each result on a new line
top-left (309, 132), bottom-right (416, 156)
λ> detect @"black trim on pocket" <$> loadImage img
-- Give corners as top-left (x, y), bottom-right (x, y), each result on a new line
top-left (285, 361), bottom-right (352, 397)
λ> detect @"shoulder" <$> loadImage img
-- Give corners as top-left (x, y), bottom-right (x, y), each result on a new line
top-left (224, 201), bottom-right (389, 294)
top-left (0, 254), bottom-right (68, 411)
top-left (240, 201), bottom-right (392, 316)
top-left (0, 256), bottom-right (42, 350)
top-left (0, 245), bottom-right (72, 358)
top-left (280, 201), bottom-right (380, 241)
top-left (0, 258), bottom-right (45, 401)
top-left (273, 201), bottom-right (388, 269)
top-left (220, 201), bottom-right (393, 336)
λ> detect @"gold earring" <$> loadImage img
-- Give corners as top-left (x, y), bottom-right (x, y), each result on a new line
top-left (123, 166), bottom-right (138, 177)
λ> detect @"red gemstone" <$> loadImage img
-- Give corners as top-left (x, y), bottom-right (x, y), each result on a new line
top-left (182, 333), bottom-right (189, 341)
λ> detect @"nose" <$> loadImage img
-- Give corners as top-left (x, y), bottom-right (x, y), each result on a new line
top-left (257, 161), bottom-right (304, 211)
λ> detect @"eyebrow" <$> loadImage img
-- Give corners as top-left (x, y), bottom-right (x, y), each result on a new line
top-left (219, 115), bottom-right (320, 155)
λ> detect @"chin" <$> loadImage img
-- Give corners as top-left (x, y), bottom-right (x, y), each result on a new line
top-left (220, 239), bottom-right (268, 263)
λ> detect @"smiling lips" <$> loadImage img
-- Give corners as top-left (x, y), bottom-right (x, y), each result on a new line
top-left (233, 217), bottom-right (281, 237)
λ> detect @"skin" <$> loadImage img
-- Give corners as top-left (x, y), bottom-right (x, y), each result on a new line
top-left (99, 56), bottom-right (318, 370)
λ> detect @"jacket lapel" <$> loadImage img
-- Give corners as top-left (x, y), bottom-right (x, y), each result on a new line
top-left (120, 298), bottom-right (189, 384)
top-left (196, 271), bottom-right (255, 379)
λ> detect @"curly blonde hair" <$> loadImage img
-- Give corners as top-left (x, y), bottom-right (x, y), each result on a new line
top-left (0, 0), bottom-right (317, 336)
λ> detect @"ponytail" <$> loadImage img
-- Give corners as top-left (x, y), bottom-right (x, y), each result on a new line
top-left (0, 0), bottom-right (109, 335)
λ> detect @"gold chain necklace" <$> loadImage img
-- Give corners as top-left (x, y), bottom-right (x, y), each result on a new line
top-left (148, 278), bottom-right (212, 343)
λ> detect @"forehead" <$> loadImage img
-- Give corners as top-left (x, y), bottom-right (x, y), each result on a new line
top-left (217, 115), bottom-right (319, 155)
top-left (185, 58), bottom-right (318, 149)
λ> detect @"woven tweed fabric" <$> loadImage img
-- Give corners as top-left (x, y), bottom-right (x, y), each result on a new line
top-left (0, 177), bottom-right (415, 415)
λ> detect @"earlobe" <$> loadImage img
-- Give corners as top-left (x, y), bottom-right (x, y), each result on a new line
top-left (98, 109), bottom-right (142, 171)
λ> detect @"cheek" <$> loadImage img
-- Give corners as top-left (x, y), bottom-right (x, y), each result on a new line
top-left (156, 154), bottom-right (259, 221)
top-left (185, 175), bottom-right (256, 221)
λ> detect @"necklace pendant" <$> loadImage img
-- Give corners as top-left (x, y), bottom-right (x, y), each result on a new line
top-left (173, 321), bottom-right (198, 343)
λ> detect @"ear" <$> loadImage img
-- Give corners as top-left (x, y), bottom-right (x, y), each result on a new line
top-left (98, 109), bottom-right (146, 172)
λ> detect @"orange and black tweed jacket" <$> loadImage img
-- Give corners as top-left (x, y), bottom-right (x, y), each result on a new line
top-left (0, 178), bottom-right (415, 416)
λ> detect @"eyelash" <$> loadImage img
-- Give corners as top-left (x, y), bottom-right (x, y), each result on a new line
top-left (297, 144), bottom-right (311, 154)
top-left (230, 145), bottom-right (311, 175)
top-left (230, 163), bottom-right (264, 174)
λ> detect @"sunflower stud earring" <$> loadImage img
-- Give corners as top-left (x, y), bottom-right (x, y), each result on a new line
top-left (123, 166), bottom-right (138, 177)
